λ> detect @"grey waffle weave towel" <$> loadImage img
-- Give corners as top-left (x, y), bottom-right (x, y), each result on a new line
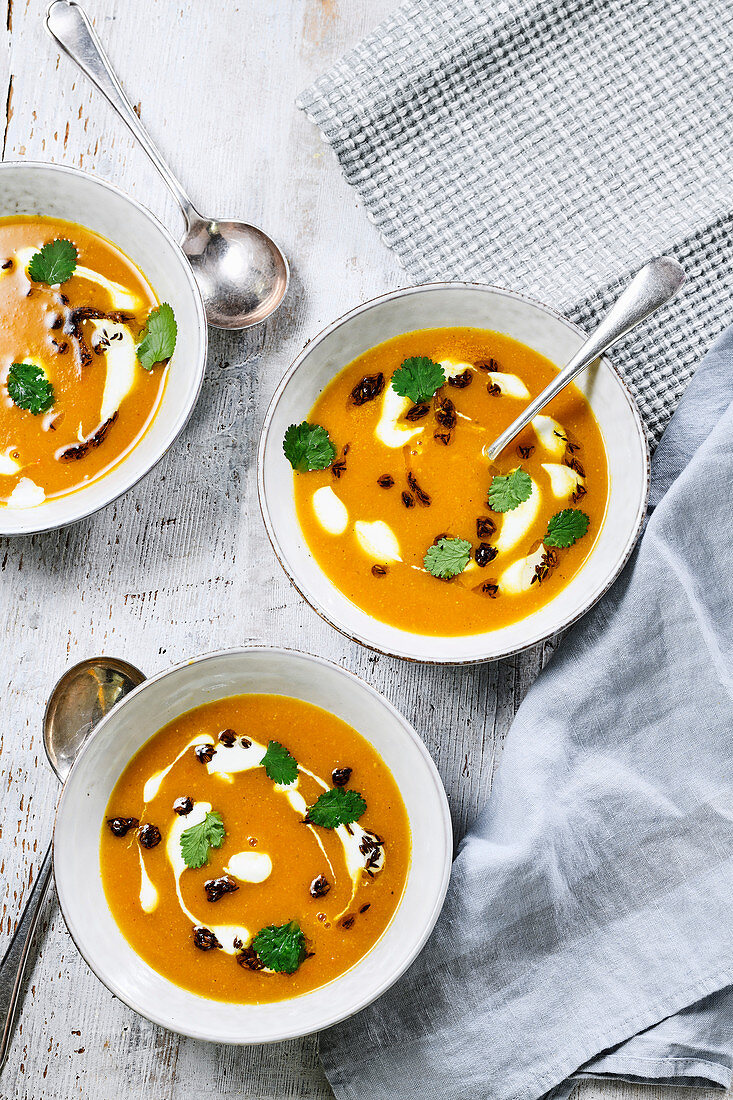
top-left (298, 0), bottom-right (733, 444)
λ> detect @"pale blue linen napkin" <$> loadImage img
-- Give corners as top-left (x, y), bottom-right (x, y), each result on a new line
top-left (318, 326), bottom-right (733, 1100)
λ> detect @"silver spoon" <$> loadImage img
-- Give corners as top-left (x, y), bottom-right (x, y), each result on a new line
top-left (45, 0), bottom-right (289, 330)
top-left (485, 256), bottom-right (685, 461)
top-left (0, 657), bottom-right (145, 1073)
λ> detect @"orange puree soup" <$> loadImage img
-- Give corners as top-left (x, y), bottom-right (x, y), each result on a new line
top-left (100, 694), bottom-right (411, 1004)
top-left (292, 328), bottom-right (608, 636)
top-left (0, 216), bottom-right (171, 507)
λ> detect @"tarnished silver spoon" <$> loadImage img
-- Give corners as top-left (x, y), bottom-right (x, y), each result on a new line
top-left (485, 256), bottom-right (685, 461)
top-left (0, 657), bottom-right (145, 1073)
top-left (45, 1), bottom-right (289, 330)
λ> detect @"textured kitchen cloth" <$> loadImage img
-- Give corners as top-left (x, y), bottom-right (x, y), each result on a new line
top-left (315, 316), bottom-right (733, 1098)
top-left (298, 0), bottom-right (733, 446)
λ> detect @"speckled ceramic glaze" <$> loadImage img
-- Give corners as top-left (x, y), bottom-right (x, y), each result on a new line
top-left (53, 648), bottom-right (452, 1044)
top-left (258, 283), bottom-right (650, 663)
top-left (0, 161), bottom-right (207, 534)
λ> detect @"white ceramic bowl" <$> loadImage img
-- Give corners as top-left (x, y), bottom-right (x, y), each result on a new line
top-left (258, 283), bottom-right (649, 664)
top-left (53, 647), bottom-right (452, 1044)
top-left (0, 161), bottom-right (207, 534)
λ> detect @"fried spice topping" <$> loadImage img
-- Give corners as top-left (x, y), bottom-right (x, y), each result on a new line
top-left (448, 369), bottom-right (472, 388)
top-left (204, 875), bottom-right (239, 903)
top-left (173, 796), bottom-right (194, 816)
top-left (194, 743), bottom-right (216, 764)
top-left (193, 926), bottom-right (221, 951)
top-left (331, 766), bottom-right (352, 787)
top-left (106, 816), bottom-right (138, 837)
top-left (350, 372), bottom-right (385, 406)
top-left (218, 729), bottom-right (237, 747)
top-left (309, 874), bottom-right (331, 898)
top-left (137, 823), bottom-right (162, 849)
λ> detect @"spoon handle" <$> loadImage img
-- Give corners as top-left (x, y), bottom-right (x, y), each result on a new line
top-left (45, 1), bottom-right (200, 228)
top-left (0, 844), bottom-right (53, 1073)
top-left (485, 257), bottom-right (686, 462)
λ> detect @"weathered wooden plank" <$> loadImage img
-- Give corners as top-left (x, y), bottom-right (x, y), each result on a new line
top-left (0, 2), bottom-right (727, 1100)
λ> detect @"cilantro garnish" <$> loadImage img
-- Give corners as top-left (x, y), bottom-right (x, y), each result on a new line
top-left (545, 509), bottom-right (590, 548)
top-left (305, 787), bottom-right (367, 829)
top-left (423, 536), bottom-right (472, 579)
top-left (136, 303), bottom-right (177, 370)
top-left (180, 810), bottom-right (225, 870)
top-left (7, 362), bottom-right (55, 415)
top-left (27, 239), bottom-right (78, 285)
top-left (260, 740), bottom-right (298, 786)
top-left (488, 468), bottom-right (532, 512)
top-left (391, 356), bottom-right (445, 405)
top-left (251, 920), bottom-right (306, 974)
top-left (283, 421), bottom-right (336, 472)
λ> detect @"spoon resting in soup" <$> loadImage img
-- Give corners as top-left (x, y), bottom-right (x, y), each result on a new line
top-left (286, 327), bottom-right (609, 637)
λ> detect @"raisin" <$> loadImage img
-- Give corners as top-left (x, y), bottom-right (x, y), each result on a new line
top-left (407, 471), bottom-right (431, 506)
top-left (237, 947), bottom-right (264, 970)
top-left (448, 370), bottom-right (472, 388)
top-left (404, 403), bottom-right (429, 421)
top-left (173, 796), bottom-right (193, 816)
top-left (193, 926), bottom-right (221, 951)
top-left (195, 743), bottom-right (216, 764)
top-left (309, 874), bottom-right (331, 898)
top-left (350, 373), bottom-right (385, 406)
top-left (204, 875), bottom-right (239, 903)
top-left (138, 823), bottom-right (161, 849)
top-left (332, 766), bottom-right (352, 787)
top-left (475, 543), bottom-right (498, 567)
top-left (106, 816), bottom-right (138, 838)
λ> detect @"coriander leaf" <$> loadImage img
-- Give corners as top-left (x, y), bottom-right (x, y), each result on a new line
top-left (423, 536), bottom-right (472, 579)
top-left (136, 303), bottom-right (177, 370)
top-left (27, 239), bottom-right (78, 285)
top-left (305, 787), bottom-right (367, 829)
top-left (251, 920), bottom-right (306, 974)
top-left (7, 362), bottom-right (55, 415)
top-left (260, 740), bottom-right (298, 786)
top-left (545, 509), bottom-right (590, 548)
top-left (488, 468), bottom-right (532, 512)
top-left (391, 356), bottom-right (445, 405)
top-left (180, 810), bottom-right (225, 870)
top-left (283, 421), bottom-right (336, 472)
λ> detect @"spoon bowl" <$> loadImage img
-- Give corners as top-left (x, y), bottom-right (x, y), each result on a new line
top-left (183, 218), bottom-right (289, 330)
top-left (43, 656), bottom-right (146, 781)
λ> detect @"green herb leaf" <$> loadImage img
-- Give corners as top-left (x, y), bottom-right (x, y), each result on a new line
top-left (391, 356), bottom-right (445, 405)
top-left (488, 468), bottom-right (532, 512)
top-left (7, 362), bottom-right (55, 415)
top-left (260, 740), bottom-right (299, 786)
top-left (136, 303), bottom-right (177, 370)
top-left (27, 239), bottom-right (78, 285)
top-left (251, 920), bottom-right (306, 974)
top-left (305, 787), bottom-right (367, 829)
top-left (180, 810), bottom-right (225, 870)
top-left (283, 421), bottom-right (336, 472)
top-left (423, 536), bottom-right (472, 579)
top-left (545, 509), bottom-right (590, 548)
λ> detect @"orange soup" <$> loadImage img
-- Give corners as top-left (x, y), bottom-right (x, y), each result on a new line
top-left (101, 694), bottom-right (411, 1004)
top-left (289, 328), bottom-right (608, 635)
top-left (0, 216), bottom-right (175, 507)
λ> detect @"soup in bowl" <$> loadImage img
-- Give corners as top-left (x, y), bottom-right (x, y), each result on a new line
top-left (258, 284), bottom-right (649, 663)
top-left (0, 161), bottom-right (207, 534)
top-left (54, 648), bottom-right (451, 1043)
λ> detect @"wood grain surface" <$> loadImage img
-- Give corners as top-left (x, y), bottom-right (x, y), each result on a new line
top-left (0, 2), bottom-right (727, 1098)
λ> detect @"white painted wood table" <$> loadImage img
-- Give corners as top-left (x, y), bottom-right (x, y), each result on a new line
top-left (0, 2), bottom-right (728, 1098)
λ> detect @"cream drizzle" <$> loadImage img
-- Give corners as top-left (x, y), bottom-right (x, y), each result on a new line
top-left (145, 733), bottom-right (385, 953)
top-left (14, 246), bottom-right (143, 311)
top-left (166, 801), bottom-right (249, 955)
top-left (138, 848), bottom-right (159, 913)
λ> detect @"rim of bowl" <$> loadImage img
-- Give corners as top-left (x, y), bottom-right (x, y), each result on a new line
top-left (257, 280), bottom-right (651, 666)
top-left (0, 159), bottom-right (208, 536)
top-left (52, 645), bottom-right (454, 1043)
